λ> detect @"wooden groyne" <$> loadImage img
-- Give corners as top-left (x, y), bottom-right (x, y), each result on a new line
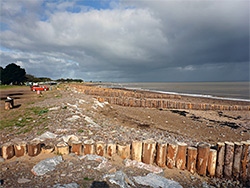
top-left (66, 84), bottom-right (250, 111)
top-left (1, 139), bottom-right (250, 181)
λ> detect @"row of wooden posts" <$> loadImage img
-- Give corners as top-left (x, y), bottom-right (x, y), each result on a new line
top-left (70, 84), bottom-right (182, 99)
top-left (96, 97), bottom-right (250, 111)
top-left (1, 140), bottom-right (249, 181)
top-left (67, 85), bottom-right (250, 111)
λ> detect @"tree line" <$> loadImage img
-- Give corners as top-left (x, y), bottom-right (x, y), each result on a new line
top-left (0, 63), bottom-right (83, 85)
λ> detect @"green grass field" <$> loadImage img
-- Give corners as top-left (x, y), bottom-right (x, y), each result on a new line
top-left (0, 85), bottom-right (28, 89)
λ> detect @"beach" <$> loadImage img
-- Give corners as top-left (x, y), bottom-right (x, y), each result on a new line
top-left (0, 83), bottom-right (249, 187)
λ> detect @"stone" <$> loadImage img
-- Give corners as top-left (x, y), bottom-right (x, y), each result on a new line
top-left (82, 154), bottom-right (107, 163)
top-left (39, 131), bottom-right (57, 139)
top-left (103, 171), bottom-right (135, 188)
top-left (133, 173), bottom-right (183, 188)
top-left (53, 183), bottom-right (80, 188)
top-left (124, 159), bottom-right (163, 174)
top-left (17, 178), bottom-right (31, 184)
top-left (66, 115), bottom-right (81, 121)
top-left (31, 156), bottom-right (63, 176)
top-left (62, 135), bottom-right (79, 143)
top-left (49, 107), bottom-right (60, 111)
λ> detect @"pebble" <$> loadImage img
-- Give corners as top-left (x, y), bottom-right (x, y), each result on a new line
top-left (17, 178), bottom-right (31, 184)
top-left (2, 167), bottom-right (8, 171)
top-left (0, 157), bottom-right (4, 163)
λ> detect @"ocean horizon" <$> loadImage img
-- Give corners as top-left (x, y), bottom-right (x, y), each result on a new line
top-left (99, 81), bottom-right (250, 102)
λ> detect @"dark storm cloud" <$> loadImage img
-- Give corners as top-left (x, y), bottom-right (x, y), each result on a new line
top-left (0, 0), bottom-right (249, 81)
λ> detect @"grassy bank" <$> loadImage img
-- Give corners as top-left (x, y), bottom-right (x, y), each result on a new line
top-left (0, 85), bottom-right (28, 90)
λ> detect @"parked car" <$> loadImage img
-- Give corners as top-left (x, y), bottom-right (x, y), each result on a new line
top-left (31, 85), bottom-right (49, 91)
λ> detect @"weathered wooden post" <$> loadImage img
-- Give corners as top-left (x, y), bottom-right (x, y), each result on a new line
top-left (2, 143), bottom-right (14, 159)
top-left (117, 142), bottom-right (131, 159)
top-left (187, 147), bottom-right (197, 174)
top-left (240, 141), bottom-right (250, 181)
top-left (216, 142), bottom-right (225, 178)
top-left (175, 143), bottom-right (187, 170)
top-left (55, 142), bottom-right (69, 155)
top-left (131, 141), bottom-right (142, 162)
top-left (156, 141), bottom-right (168, 167)
top-left (232, 142), bottom-right (243, 179)
top-left (107, 141), bottom-right (116, 157)
top-left (27, 141), bottom-right (41, 157)
top-left (84, 139), bottom-right (95, 155)
top-left (41, 145), bottom-right (54, 154)
top-left (224, 141), bottom-right (234, 179)
top-left (71, 141), bottom-right (82, 155)
top-left (166, 143), bottom-right (178, 168)
top-left (14, 142), bottom-right (26, 157)
top-left (142, 140), bottom-right (156, 165)
top-left (96, 141), bottom-right (106, 156)
top-left (197, 143), bottom-right (210, 176)
top-left (207, 149), bottom-right (217, 178)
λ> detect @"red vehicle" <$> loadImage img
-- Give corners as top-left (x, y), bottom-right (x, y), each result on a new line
top-left (31, 85), bottom-right (49, 91)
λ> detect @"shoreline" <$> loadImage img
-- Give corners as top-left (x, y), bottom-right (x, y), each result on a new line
top-left (94, 83), bottom-right (250, 103)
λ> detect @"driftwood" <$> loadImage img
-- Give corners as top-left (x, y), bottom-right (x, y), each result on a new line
top-left (175, 143), bottom-right (187, 170)
top-left (27, 141), bottom-right (41, 157)
top-left (207, 149), bottom-right (217, 178)
top-left (131, 141), bottom-right (142, 162)
top-left (14, 142), bottom-right (26, 157)
top-left (215, 142), bottom-right (225, 178)
top-left (142, 140), bottom-right (156, 165)
top-left (187, 147), bottom-right (197, 174)
top-left (41, 145), bottom-right (54, 154)
top-left (166, 143), bottom-right (178, 168)
top-left (197, 143), bottom-right (210, 176)
top-left (156, 142), bottom-right (167, 167)
top-left (224, 141), bottom-right (234, 179)
top-left (2, 143), bottom-right (14, 159)
top-left (232, 142), bottom-right (243, 179)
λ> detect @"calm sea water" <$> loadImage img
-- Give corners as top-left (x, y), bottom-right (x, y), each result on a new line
top-left (105, 82), bottom-right (250, 101)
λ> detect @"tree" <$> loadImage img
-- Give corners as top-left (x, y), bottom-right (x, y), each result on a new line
top-left (1, 63), bottom-right (26, 85)
top-left (25, 74), bottom-right (35, 82)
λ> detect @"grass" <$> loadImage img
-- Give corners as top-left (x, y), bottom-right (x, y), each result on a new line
top-left (0, 85), bottom-right (28, 90)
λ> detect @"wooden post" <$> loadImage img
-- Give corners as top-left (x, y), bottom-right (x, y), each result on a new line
top-left (71, 141), bottom-right (82, 155)
top-left (207, 149), bottom-right (217, 178)
top-left (142, 140), bottom-right (156, 165)
top-left (187, 147), bottom-right (197, 174)
top-left (107, 141), bottom-right (116, 157)
top-left (55, 142), bottom-right (69, 155)
top-left (197, 143), bottom-right (210, 176)
top-left (216, 142), bottom-right (225, 178)
top-left (175, 143), bottom-right (187, 170)
top-left (240, 141), bottom-right (250, 181)
top-left (156, 142), bottom-right (168, 167)
top-left (131, 141), bottom-right (142, 162)
top-left (167, 143), bottom-right (178, 168)
top-left (14, 142), bottom-right (26, 157)
top-left (84, 140), bottom-right (95, 155)
top-left (224, 141), bottom-right (234, 179)
top-left (232, 142), bottom-right (243, 180)
top-left (96, 141), bottom-right (106, 156)
top-left (2, 143), bottom-right (14, 159)
top-left (117, 142), bottom-right (131, 159)
top-left (27, 141), bottom-right (41, 157)
top-left (41, 145), bottom-right (54, 154)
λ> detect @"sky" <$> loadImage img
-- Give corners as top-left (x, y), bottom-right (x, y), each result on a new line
top-left (0, 0), bottom-right (249, 82)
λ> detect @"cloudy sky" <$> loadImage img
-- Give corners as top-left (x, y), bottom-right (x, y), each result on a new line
top-left (0, 0), bottom-right (249, 82)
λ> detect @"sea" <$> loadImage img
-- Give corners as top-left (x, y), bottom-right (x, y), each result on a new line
top-left (100, 82), bottom-right (250, 102)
